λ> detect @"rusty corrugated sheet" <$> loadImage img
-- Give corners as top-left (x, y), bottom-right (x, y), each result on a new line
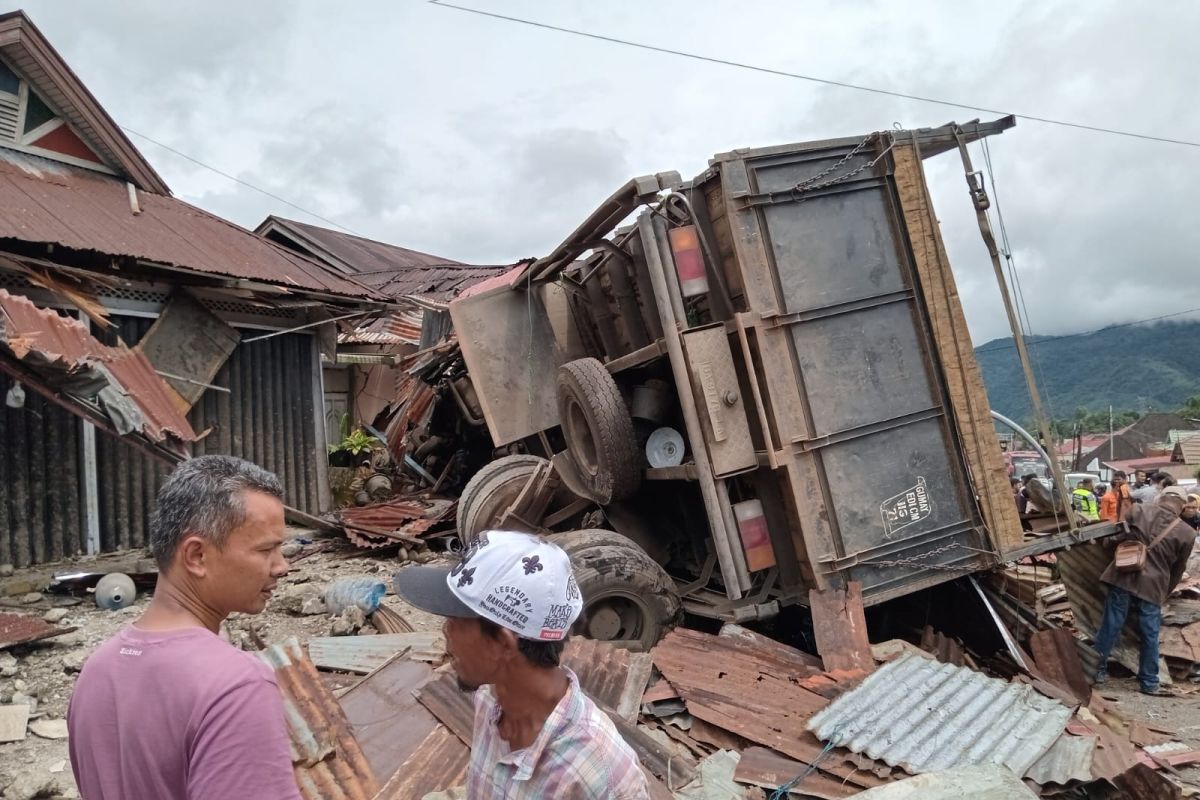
top-left (651, 628), bottom-right (885, 790)
top-left (340, 309), bottom-right (424, 346)
top-left (563, 637), bottom-right (652, 723)
top-left (257, 638), bottom-right (379, 800)
top-left (1058, 539), bottom-right (1147, 675)
top-left (807, 651), bottom-right (1072, 777)
top-left (339, 497), bottom-right (455, 540)
top-left (0, 150), bottom-right (380, 299)
top-left (0, 289), bottom-right (196, 443)
top-left (0, 612), bottom-right (75, 650)
top-left (264, 216), bottom-right (465, 272)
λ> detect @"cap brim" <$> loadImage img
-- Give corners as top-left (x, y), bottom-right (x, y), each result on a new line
top-left (392, 567), bottom-right (476, 619)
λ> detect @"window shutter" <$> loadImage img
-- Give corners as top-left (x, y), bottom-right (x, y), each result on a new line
top-left (0, 94), bottom-right (17, 141)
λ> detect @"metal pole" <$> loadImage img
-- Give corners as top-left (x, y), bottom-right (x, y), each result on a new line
top-left (954, 133), bottom-right (1076, 533)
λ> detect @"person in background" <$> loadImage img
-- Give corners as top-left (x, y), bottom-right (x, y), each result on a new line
top-left (1184, 494), bottom-right (1200, 530)
top-left (1134, 472), bottom-right (1175, 504)
top-left (1093, 486), bottom-right (1197, 695)
top-left (1072, 477), bottom-right (1100, 522)
top-left (1012, 477), bottom-right (1032, 532)
top-left (393, 531), bottom-right (649, 799)
top-left (1101, 471), bottom-right (1132, 522)
top-left (68, 456), bottom-right (299, 800)
top-left (1135, 469), bottom-right (1148, 488)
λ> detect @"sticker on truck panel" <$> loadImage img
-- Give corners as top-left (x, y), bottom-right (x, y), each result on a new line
top-left (880, 476), bottom-right (935, 538)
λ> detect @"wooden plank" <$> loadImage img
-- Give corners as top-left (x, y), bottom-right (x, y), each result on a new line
top-left (308, 632), bottom-right (444, 674)
top-left (0, 703), bottom-right (28, 743)
top-left (414, 671), bottom-right (474, 747)
top-left (1030, 629), bottom-right (1091, 703)
top-left (373, 725), bottom-right (469, 800)
top-left (136, 290), bottom-right (239, 408)
top-left (604, 339), bottom-right (665, 373)
top-left (809, 582), bottom-right (874, 673)
top-left (734, 747), bottom-right (862, 799)
top-left (891, 143), bottom-right (1024, 556)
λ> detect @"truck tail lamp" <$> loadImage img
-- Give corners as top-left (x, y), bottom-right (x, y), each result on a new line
top-left (668, 225), bottom-right (709, 298)
top-left (733, 498), bottom-right (776, 572)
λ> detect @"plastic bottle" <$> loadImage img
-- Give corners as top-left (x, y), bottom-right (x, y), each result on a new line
top-left (324, 577), bottom-right (387, 615)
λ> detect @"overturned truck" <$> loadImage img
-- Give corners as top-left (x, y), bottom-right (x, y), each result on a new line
top-left (449, 117), bottom-right (1107, 650)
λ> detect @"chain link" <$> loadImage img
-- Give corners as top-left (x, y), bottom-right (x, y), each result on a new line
top-left (856, 541), bottom-right (995, 573)
top-left (790, 134), bottom-right (874, 190)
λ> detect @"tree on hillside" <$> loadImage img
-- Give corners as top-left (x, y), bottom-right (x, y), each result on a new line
top-left (1050, 409), bottom-right (1141, 438)
top-left (1180, 395), bottom-right (1200, 420)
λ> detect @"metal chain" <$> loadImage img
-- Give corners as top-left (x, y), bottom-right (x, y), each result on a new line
top-left (856, 540), bottom-right (996, 573)
top-left (789, 134), bottom-right (875, 193)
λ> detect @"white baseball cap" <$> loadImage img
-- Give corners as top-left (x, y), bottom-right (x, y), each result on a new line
top-left (392, 530), bottom-right (583, 641)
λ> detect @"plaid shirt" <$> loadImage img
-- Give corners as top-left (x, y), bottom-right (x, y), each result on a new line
top-left (466, 668), bottom-right (649, 799)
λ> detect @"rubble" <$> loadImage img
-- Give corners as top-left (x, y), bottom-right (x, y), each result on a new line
top-left (41, 610), bottom-right (69, 625)
top-left (27, 719), bottom-right (68, 740)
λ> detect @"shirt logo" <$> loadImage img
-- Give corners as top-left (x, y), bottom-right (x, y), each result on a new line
top-left (522, 555), bottom-right (543, 575)
top-left (119, 647), bottom-right (142, 656)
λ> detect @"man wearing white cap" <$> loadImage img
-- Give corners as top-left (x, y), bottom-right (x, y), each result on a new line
top-left (393, 530), bottom-right (649, 799)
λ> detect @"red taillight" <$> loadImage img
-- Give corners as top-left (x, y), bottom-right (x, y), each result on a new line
top-left (733, 498), bottom-right (776, 572)
top-left (668, 225), bottom-right (708, 298)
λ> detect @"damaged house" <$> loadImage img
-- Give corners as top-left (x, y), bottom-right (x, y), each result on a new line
top-left (0, 11), bottom-right (391, 567)
top-left (255, 215), bottom-right (512, 431)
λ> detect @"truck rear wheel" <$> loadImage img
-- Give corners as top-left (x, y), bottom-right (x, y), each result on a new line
top-left (547, 528), bottom-right (647, 558)
top-left (570, 544), bottom-right (680, 651)
top-left (556, 358), bottom-right (641, 505)
top-left (457, 454), bottom-right (547, 543)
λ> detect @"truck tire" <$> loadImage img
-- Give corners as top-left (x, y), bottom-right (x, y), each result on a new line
top-left (570, 544), bottom-right (680, 651)
top-left (457, 454), bottom-right (547, 542)
top-left (556, 358), bottom-right (641, 505)
top-left (547, 528), bottom-right (647, 558)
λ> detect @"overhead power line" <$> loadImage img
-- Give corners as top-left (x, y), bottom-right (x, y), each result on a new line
top-left (121, 126), bottom-right (364, 236)
top-left (973, 306), bottom-right (1200, 355)
top-left (428, 1), bottom-right (1200, 150)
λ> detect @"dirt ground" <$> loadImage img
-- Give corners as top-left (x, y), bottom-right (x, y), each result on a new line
top-left (0, 529), bottom-right (444, 800)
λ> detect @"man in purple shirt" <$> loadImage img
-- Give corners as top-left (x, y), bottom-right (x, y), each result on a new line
top-left (68, 456), bottom-right (299, 800)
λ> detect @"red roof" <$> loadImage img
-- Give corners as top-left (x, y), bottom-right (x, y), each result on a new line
top-left (0, 288), bottom-right (196, 445)
top-left (0, 149), bottom-right (384, 300)
top-left (1100, 456), bottom-right (1174, 473)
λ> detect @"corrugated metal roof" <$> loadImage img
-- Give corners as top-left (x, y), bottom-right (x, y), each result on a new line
top-left (1024, 732), bottom-right (1095, 785)
top-left (0, 149), bottom-right (382, 300)
top-left (807, 651), bottom-right (1071, 777)
top-left (363, 263), bottom-right (514, 303)
top-left (0, 611), bottom-right (76, 650)
top-left (650, 628), bottom-right (886, 790)
top-left (562, 637), bottom-right (652, 723)
top-left (340, 309), bottom-right (424, 346)
top-left (257, 638), bottom-right (379, 800)
top-left (339, 497), bottom-right (455, 541)
top-left (263, 216), bottom-right (465, 272)
top-left (1057, 541), bottom-right (1147, 676)
top-left (0, 288), bottom-right (196, 444)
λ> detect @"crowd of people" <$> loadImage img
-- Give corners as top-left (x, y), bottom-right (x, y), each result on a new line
top-left (1012, 469), bottom-right (1200, 529)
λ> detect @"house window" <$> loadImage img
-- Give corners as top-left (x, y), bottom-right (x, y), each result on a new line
top-left (0, 56), bottom-right (104, 166)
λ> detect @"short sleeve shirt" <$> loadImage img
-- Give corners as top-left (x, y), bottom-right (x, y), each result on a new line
top-left (467, 668), bottom-right (649, 799)
top-left (68, 625), bottom-right (301, 800)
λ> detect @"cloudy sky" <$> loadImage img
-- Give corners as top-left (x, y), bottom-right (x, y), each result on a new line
top-left (15, 0), bottom-right (1199, 343)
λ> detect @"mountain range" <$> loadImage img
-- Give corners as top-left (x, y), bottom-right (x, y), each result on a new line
top-left (973, 320), bottom-right (1200, 423)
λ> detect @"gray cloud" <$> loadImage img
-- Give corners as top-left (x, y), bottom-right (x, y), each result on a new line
top-left (13, 0), bottom-right (1197, 344)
